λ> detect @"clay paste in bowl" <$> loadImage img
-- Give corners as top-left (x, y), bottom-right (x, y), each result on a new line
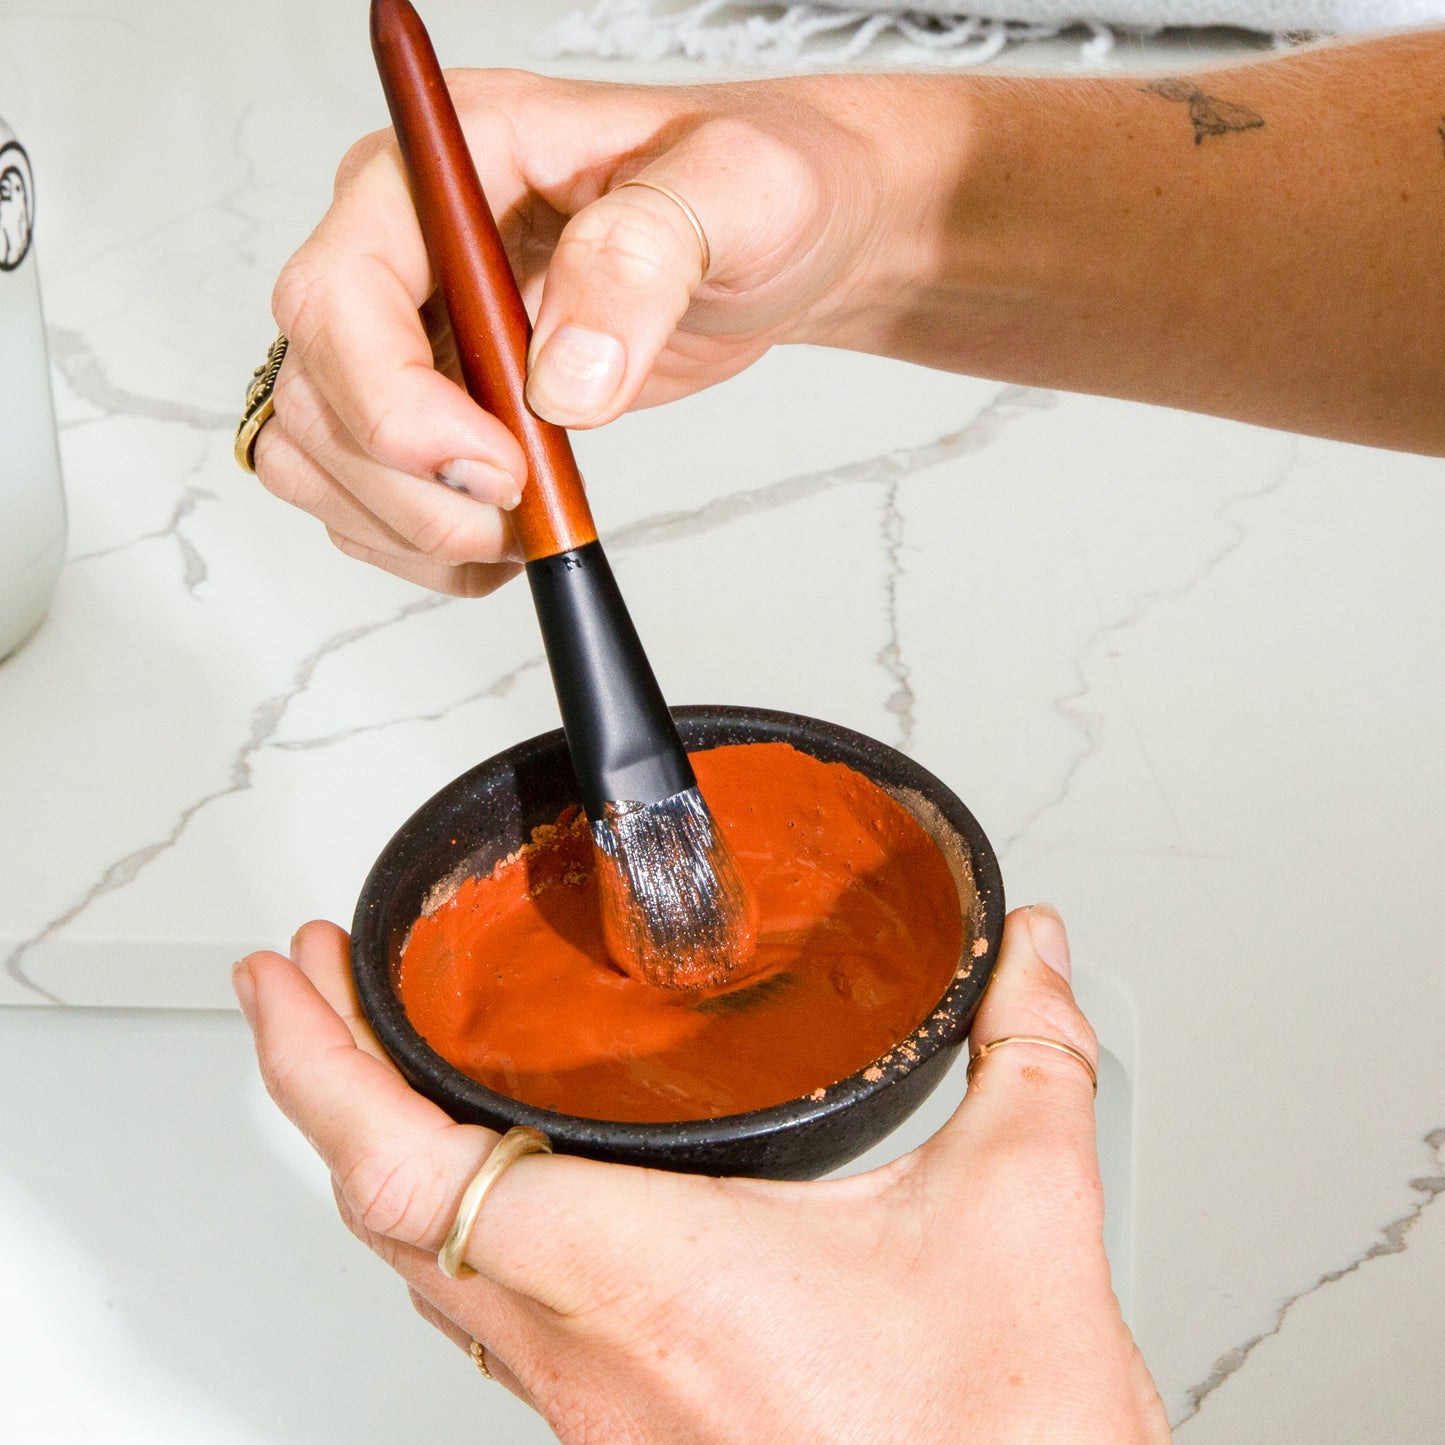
top-left (352, 706), bottom-right (1004, 1180)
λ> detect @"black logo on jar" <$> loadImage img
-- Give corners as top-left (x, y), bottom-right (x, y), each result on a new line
top-left (0, 140), bottom-right (34, 271)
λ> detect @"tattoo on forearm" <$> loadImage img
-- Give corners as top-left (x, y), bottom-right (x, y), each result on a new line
top-left (1438, 117), bottom-right (1445, 162)
top-left (1144, 78), bottom-right (1265, 144)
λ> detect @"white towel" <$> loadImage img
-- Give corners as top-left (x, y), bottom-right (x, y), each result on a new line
top-left (540, 0), bottom-right (1445, 68)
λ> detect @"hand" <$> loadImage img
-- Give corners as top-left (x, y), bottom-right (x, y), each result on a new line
top-left (255, 69), bottom-right (923, 596)
top-left (236, 906), bottom-right (1169, 1444)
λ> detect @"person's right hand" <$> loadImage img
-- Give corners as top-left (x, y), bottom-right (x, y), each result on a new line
top-left (256, 69), bottom-right (925, 596)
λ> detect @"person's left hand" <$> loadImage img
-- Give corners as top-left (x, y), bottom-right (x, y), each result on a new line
top-left (236, 907), bottom-right (1168, 1443)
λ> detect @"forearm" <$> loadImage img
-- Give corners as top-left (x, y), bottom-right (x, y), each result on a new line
top-left (814, 32), bottom-right (1445, 454)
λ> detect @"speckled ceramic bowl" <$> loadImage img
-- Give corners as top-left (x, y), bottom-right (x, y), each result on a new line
top-left (351, 706), bottom-right (1003, 1180)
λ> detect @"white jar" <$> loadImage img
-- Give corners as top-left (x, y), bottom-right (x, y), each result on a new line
top-left (0, 116), bottom-right (64, 662)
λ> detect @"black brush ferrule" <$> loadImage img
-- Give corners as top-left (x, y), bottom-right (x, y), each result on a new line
top-left (526, 540), bottom-right (696, 818)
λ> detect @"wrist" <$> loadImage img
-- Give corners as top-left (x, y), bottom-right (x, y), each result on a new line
top-left (789, 71), bottom-right (1165, 386)
top-left (783, 73), bottom-right (988, 354)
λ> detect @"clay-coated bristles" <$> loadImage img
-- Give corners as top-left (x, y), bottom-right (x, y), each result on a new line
top-left (592, 787), bottom-right (759, 991)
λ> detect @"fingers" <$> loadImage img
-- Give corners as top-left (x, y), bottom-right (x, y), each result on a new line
top-left (525, 119), bottom-right (822, 427)
top-left (273, 144), bottom-right (528, 488)
top-left (255, 341), bottom-right (524, 587)
top-left (974, 904), bottom-right (1098, 1071)
top-left (260, 132), bottom-right (529, 596)
top-left (525, 183), bottom-right (704, 427)
top-left (255, 361), bottom-right (523, 596)
top-left (257, 421), bottom-right (523, 595)
top-left (236, 931), bottom-right (499, 1255)
top-left (260, 70), bottom-right (838, 596)
top-left (324, 529), bottom-right (521, 599)
top-left (238, 926), bottom-right (693, 1332)
top-left (453, 1148), bottom-right (734, 1325)
top-left (403, 1282), bottom-right (538, 1406)
top-left (268, 361), bottom-right (522, 546)
top-left (284, 919), bottom-right (389, 1062)
top-left (334, 1181), bottom-right (549, 1409)
top-left (237, 923), bottom-right (566, 1403)
top-left (336, 1188), bottom-right (547, 1403)
top-left (927, 905), bottom-right (1101, 1172)
top-left (253, 423), bottom-right (431, 561)
top-left (406, 1284), bottom-right (473, 1353)
top-left (233, 921), bottom-right (699, 1328)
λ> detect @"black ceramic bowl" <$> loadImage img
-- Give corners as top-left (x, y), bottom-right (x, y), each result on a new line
top-left (352, 706), bottom-right (1004, 1180)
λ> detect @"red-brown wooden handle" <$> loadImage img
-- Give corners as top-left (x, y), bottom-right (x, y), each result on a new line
top-left (371, 0), bottom-right (596, 561)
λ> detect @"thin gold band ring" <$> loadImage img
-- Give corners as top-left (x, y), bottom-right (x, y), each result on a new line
top-left (610, 178), bottom-right (711, 279)
top-left (438, 1125), bottom-right (553, 1280)
top-left (967, 1035), bottom-right (1099, 1096)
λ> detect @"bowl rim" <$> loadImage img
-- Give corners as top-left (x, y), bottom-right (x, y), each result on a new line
top-left (351, 704), bottom-right (1005, 1149)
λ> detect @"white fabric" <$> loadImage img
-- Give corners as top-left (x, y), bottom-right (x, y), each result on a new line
top-left (540, 0), bottom-right (1445, 69)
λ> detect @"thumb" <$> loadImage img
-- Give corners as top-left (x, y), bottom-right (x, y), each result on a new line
top-left (935, 904), bottom-right (1101, 1162)
top-left (524, 173), bottom-right (711, 428)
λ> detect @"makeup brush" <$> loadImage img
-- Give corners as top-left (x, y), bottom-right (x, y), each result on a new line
top-left (371, 0), bottom-right (758, 991)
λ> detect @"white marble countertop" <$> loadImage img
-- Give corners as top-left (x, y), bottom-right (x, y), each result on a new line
top-left (1, 3), bottom-right (1441, 1440)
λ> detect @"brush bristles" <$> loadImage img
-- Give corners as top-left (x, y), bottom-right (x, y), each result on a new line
top-left (592, 787), bottom-right (758, 991)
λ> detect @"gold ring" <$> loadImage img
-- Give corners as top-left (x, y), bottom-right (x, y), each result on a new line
top-left (611, 178), bottom-right (711, 279)
top-left (967, 1035), bottom-right (1098, 1096)
top-left (234, 331), bottom-right (289, 473)
top-left (469, 1339), bottom-right (494, 1380)
top-left (438, 1125), bottom-right (553, 1280)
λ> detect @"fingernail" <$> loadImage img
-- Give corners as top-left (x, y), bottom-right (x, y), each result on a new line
top-left (1027, 903), bottom-right (1072, 980)
top-left (526, 325), bottom-right (625, 424)
top-left (435, 459), bottom-right (522, 510)
top-left (232, 960), bottom-right (257, 1029)
top-left (289, 927), bottom-right (306, 963)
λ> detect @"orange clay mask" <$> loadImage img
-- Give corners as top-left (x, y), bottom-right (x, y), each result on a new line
top-left (398, 741), bottom-right (962, 1122)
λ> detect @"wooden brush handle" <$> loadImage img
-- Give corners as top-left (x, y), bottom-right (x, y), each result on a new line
top-left (371, 0), bottom-right (597, 561)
